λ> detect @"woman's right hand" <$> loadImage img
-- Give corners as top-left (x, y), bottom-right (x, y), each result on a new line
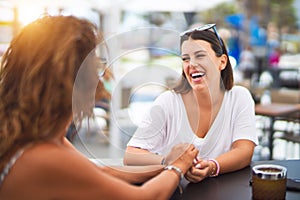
top-left (165, 143), bottom-right (198, 174)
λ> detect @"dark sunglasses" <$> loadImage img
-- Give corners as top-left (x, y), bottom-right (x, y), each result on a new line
top-left (180, 24), bottom-right (224, 52)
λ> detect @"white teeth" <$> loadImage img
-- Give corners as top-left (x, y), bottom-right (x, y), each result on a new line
top-left (191, 72), bottom-right (205, 78)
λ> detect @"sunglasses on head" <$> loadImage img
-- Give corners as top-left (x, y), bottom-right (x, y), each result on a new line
top-left (180, 24), bottom-right (224, 52)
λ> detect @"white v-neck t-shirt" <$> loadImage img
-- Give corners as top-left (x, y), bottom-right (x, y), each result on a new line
top-left (127, 86), bottom-right (258, 158)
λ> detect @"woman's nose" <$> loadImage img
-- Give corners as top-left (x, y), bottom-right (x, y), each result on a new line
top-left (189, 60), bottom-right (199, 67)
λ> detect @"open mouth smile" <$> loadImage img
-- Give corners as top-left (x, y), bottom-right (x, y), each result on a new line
top-left (191, 72), bottom-right (205, 79)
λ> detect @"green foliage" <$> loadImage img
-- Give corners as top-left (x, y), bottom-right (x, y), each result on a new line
top-left (270, 0), bottom-right (298, 31)
top-left (200, 2), bottom-right (238, 25)
top-left (199, 0), bottom-right (298, 32)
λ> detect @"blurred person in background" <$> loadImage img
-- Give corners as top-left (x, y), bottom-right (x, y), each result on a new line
top-left (124, 24), bottom-right (258, 183)
top-left (268, 46), bottom-right (281, 68)
top-left (238, 45), bottom-right (257, 79)
top-left (268, 46), bottom-right (281, 88)
top-left (0, 15), bottom-right (198, 200)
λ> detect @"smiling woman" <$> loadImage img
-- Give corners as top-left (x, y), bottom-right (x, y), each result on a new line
top-left (124, 23), bottom-right (258, 183)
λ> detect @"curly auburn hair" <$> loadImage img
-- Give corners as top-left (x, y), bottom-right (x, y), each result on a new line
top-left (0, 16), bottom-right (105, 162)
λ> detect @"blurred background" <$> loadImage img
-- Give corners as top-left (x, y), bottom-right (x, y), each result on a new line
top-left (0, 0), bottom-right (299, 163)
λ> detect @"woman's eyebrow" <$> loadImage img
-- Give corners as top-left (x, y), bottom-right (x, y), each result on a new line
top-left (181, 49), bottom-right (206, 57)
top-left (194, 50), bottom-right (206, 54)
top-left (181, 53), bottom-right (189, 57)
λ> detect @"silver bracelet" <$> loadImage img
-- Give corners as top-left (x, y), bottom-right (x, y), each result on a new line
top-left (164, 165), bottom-right (183, 180)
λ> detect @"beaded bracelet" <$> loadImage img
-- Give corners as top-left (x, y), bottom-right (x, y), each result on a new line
top-left (208, 159), bottom-right (220, 177)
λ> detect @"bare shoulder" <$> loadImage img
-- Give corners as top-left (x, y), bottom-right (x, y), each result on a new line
top-left (1, 142), bottom-right (133, 200)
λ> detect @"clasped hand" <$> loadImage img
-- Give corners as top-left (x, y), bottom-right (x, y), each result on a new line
top-left (185, 158), bottom-right (211, 183)
top-left (164, 143), bottom-right (199, 175)
top-left (165, 145), bottom-right (210, 183)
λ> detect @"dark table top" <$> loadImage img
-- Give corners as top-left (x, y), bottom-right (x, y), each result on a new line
top-left (170, 160), bottom-right (300, 200)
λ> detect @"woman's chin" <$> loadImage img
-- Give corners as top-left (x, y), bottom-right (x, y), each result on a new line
top-left (191, 84), bottom-right (208, 91)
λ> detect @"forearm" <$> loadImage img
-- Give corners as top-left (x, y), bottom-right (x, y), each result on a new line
top-left (124, 146), bottom-right (164, 166)
top-left (216, 140), bottom-right (255, 174)
top-left (101, 165), bottom-right (164, 184)
top-left (141, 169), bottom-right (181, 200)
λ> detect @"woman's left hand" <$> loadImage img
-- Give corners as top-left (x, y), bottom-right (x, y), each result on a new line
top-left (184, 159), bottom-right (210, 183)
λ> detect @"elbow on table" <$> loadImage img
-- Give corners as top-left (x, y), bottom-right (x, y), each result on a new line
top-left (245, 154), bottom-right (253, 166)
top-left (233, 140), bottom-right (256, 168)
top-left (239, 149), bottom-right (255, 170)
